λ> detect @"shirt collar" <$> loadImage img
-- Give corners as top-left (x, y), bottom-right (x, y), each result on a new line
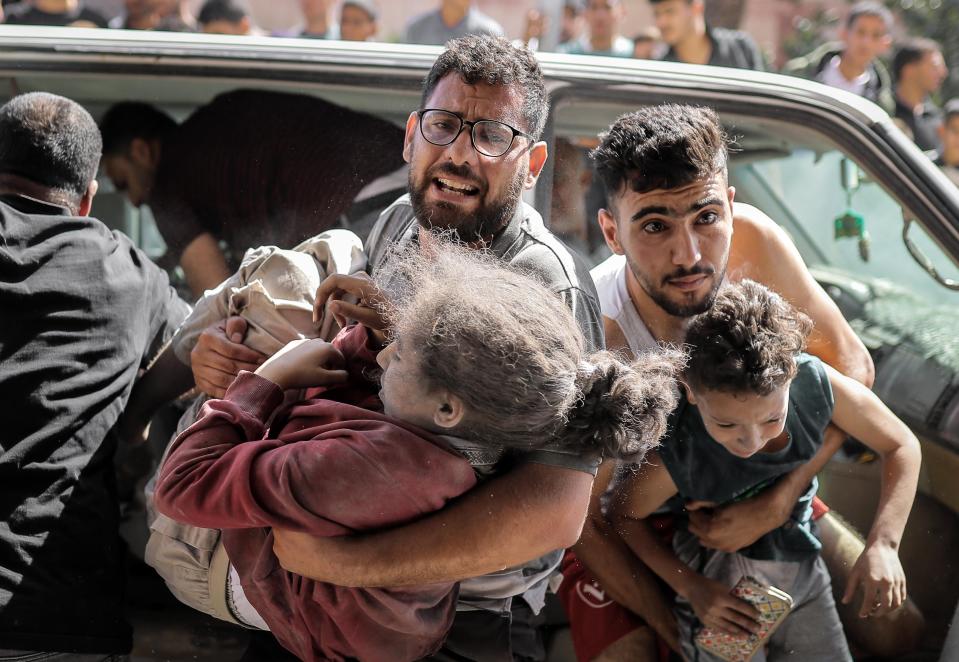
top-left (0, 192), bottom-right (72, 216)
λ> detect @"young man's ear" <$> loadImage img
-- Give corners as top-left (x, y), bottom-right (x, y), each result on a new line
top-left (878, 34), bottom-right (892, 57)
top-left (680, 380), bottom-right (696, 405)
top-left (598, 206), bottom-right (625, 255)
top-left (78, 179), bottom-right (99, 217)
top-left (524, 141), bottom-right (548, 189)
top-left (402, 111), bottom-right (418, 163)
top-left (433, 392), bottom-right (465, 429)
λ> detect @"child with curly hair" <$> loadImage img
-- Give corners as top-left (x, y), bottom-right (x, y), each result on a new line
top-left (154, 243), bottom-right (681, 662)
top-left (610, 279), bottom-right (921, 662)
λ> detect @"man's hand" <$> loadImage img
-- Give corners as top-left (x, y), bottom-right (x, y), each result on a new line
top-left (191, 317), bottom-right (267, 398)
top-left (313, 273), bottom-right (389, 343)
top-left (842, 541), bottom-right (907, 619)
top-left (686, 492), bottom-right (792, 553)
top-left (255, 339), bottom-right (348, 391)
top-left (685, 575), bottom-right (761, 637)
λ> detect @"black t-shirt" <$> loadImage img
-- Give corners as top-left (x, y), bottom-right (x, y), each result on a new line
top-left (3, 1), bottom-right (108, 26)
top-left (150, 89), bottom-right (407, 264)
top-left (0, 195), bottom-right (189, 653)
top-left (895, 96), bottom-right (943, 153)
top-left (662, 25), bottom-right (766, 71)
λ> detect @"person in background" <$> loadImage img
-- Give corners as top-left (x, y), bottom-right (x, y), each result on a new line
top-left (197, 0), bottom-right (251, 34)
top-left (404, 0), bottom-right (503, 46)
top-left (339, 0), bottom-right (376, 42)
top-left (783, 1), bottom-right (894, 113)
top-left (651, 0), bottom-right (764, 70)
top-left (557, 0), bottom-right (632, 58)
top-left (107, 0), bottom-right (194, 31)
top-left (520, 1), bottom-right (584, 53)
top-left (935, 99), bottom-right (959, 186)
top-left (548, 137), bottom-right (604, 260)
top-left (3, 0), bottom-right (107, 26)
top-left (108, 0), bottom-right (160, 29)
top-left (632, 26), bottom-right (661, 59)
top-left (560, 0), bottom-right (585, 43)
top-left (893, 37), bottom-right (949, 153)
top-left (98, 91), bottom-right (405, 296)
top-left (294, 0), bottom-right (336, 38)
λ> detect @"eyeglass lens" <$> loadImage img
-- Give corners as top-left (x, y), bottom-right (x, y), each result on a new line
top-left (420, 110), bottom-right (516, 157)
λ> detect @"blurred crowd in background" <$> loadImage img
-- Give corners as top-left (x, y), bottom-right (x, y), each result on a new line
top-left (1, 0), bottom-right (957, 183)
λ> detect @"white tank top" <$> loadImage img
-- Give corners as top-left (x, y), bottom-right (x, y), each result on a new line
top-left (589, 255), bottom-right (657, 352)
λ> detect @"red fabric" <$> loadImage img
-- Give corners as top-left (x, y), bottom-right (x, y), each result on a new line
top-left (811, 495), bottom-right (829, 520)
top-left (560, 517), bottom-right (676, 662)
top-left (558, 551), bottom-right (645, 662)
top-left (155, 325), bottom-right (476, 662)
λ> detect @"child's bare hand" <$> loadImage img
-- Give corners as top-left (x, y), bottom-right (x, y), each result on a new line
top-left (842, 541), bottom-right (907, 618)
top-left (686, 575), bottom-right (760, 637)
top-left (314, 273), bottom-right (389, 344)
top-left (254, 339), bottom-right (348, 391)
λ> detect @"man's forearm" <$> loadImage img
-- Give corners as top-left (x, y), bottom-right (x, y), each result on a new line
top-left (574, 514), bottom-right (675, 622)
top-left (275, 463), bottom-right (594, 587)
top-left (614, 515), bottom-right (696, 600)
top-left (773, 424), bottom-right (846, 517)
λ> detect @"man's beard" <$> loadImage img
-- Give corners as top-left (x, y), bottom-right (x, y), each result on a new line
top-left (626, 255), bottom-right (726, 318)
top-left (408, 161), bottom-right (525, 242)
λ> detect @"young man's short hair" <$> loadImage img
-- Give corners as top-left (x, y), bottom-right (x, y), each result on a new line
top-left (590, 103), bottom-right (729, 200)
top-left (342, 0), bottom-right (377, 22)
top-left (632, 26), bottom-right (660, 45)
top-left (99, 102), bottom-right (177, 156)
top-left (893, 37), bottom-right (942, 81)
top-left (0, 92), bottom-right (101, 199)
top-left (421, 35), bottom-right (549, 140)
top-left (198, 0), bottom-right (248, 26)
top-left (846, 1), bottom-right (893, 33)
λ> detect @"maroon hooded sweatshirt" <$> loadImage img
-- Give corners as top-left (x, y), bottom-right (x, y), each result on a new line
top-left (154, 325), bottom-right (477, 662)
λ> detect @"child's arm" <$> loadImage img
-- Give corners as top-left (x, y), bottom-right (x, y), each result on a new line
top-left (824, 364), bottom-right (922, 619)
top-left (609, 453), bottom-right (761, 636)
top-left (154, 340), bottom-right (351, 531)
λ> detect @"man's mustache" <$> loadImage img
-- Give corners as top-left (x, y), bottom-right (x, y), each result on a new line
top-left (662, 264), bottom-right (714, 285)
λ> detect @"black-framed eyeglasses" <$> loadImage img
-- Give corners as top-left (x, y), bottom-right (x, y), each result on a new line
top-left (416, 108), bottom-right (533, 158)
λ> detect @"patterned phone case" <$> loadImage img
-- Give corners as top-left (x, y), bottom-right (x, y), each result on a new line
top-left (694, 576), bottom-right (794, 662)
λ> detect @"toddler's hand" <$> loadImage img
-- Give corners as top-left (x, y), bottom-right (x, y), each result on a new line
top-left (842, 540), bottom-right (907, 618)
top-left (255, 339), bottom-right (348, 390)
top-left (686, 575), bottom-right (760, 637)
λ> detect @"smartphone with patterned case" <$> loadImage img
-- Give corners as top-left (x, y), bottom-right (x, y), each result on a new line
top-left (694, 576), bottom-right (794, 662)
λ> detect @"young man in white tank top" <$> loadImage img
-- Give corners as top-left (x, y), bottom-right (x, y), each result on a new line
top-left (568, 104), bottom-right (924, 660)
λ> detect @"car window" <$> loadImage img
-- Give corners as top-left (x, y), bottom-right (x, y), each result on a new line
top-left (731, 147), bottom-right (959, 306)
